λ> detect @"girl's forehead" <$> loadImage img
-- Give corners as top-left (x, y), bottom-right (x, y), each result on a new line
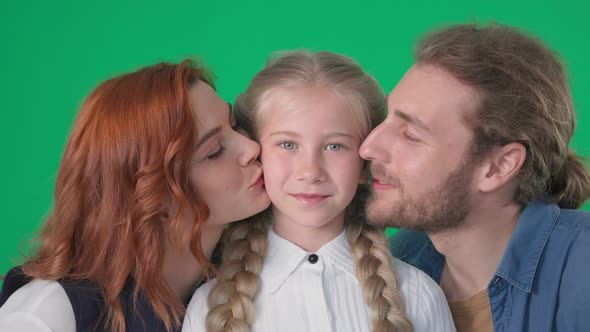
top-left (256, 87), bottom-right (368, 140)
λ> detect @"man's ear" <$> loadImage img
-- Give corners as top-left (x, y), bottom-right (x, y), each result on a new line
top-left (359, 161), bottom-right (369, 184)
top-left (476, 142), bottom-right (527, 193)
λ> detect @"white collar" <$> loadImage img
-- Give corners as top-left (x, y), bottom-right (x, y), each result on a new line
top-left (261, 227), bottom-right (356, 293)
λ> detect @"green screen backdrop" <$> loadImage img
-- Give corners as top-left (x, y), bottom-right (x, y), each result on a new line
top-left (1, 0), bottom-right (589, 279)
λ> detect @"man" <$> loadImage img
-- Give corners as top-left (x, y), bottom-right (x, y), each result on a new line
top-left (360, 23), bottom-right (590, 332)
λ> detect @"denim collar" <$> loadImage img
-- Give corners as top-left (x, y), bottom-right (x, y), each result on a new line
top-left (494, 200), bottom-right (560, 292)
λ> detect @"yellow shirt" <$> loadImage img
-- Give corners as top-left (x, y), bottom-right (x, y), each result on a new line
top-left (447, 289), bottom-right (493, 332)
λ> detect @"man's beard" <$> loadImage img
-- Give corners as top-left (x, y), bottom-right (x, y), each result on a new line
top-left (366, 160), bottom-right (473, 234)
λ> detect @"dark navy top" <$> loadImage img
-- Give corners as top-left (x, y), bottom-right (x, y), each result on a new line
top-left (0, 267), bottom-right (180, 332)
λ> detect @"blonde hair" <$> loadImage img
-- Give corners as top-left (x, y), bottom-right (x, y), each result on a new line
top-left (205, 51), bottom-right (413, 332)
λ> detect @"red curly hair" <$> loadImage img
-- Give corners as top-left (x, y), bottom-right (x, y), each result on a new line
top-left (20, 60), bottom-right (215, 332)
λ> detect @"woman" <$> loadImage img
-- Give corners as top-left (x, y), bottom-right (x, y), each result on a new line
top-left (0, 60), bottom-right (270, 332)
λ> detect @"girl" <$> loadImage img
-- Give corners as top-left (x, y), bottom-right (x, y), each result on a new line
top-left (183, 51), bottom-right (455, 332)
top-left (0, 60), bottom-right (270, 332)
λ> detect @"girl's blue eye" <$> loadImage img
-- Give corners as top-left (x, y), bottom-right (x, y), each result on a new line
top-left (325, 143), bottom-right (342, 151)
top-left (279, 142), bottom-right (296, 149)
top-left (207, 146), bottom-right (225, 159)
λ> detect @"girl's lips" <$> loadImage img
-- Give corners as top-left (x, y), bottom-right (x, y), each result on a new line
top-left (372, 178), bottom-right (396, 190)
top-left (290, 193), bottom-right (329, 205)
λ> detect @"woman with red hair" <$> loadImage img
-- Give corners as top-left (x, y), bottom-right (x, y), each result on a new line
top-left (0, 60), bottom-right (270, 332)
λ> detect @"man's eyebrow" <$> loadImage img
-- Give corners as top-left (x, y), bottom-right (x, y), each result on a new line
top-left (394, 109), bottom-right (431, 134)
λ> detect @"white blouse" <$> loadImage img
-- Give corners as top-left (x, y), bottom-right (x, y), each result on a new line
top-left (183, 228), bottom-right (456, 332)
top-left (0, 278), bottom-right (75, 332)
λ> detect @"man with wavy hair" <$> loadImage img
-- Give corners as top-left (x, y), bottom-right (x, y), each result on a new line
top-left (360, 23), bottom-right (590, 331)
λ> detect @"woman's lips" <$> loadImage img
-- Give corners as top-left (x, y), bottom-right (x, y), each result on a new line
top-left (250, 171), bottom-right (265, 188)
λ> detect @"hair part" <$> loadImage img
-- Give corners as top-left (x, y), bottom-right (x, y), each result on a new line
top-left (19, 59), bottom-right (216, 332)
top-left (206, 50), bottom-right (413, 331)
top-left (235, 51), bottom-right (384, 140)
top-left (415, 23), bottom-right (590, 208)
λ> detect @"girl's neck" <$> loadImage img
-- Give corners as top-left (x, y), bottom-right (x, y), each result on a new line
top-left (272, 208), bottom-right (345, 252)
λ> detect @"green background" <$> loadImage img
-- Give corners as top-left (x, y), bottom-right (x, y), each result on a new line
top-left (1, 0), bottom-right (589, 280)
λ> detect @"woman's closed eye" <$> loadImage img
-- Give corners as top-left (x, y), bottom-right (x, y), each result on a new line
top-left (207, 146), bottom-right (225, 159)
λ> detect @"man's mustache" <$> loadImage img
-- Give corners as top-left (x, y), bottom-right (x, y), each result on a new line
top-left (369, 162), bottom-right (400, 186)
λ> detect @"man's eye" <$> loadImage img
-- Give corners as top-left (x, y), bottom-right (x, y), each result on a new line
top-left (279, 142), bottom-right (296, 150)
top-left (207, 146), bottom-right (225, 159)
top-left (403, 132), bottom-right (420, 142)
top-left (325, 143), bottom-right (342, 151)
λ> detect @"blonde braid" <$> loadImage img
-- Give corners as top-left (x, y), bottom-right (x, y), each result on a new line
top-left (347, 186), bottom-right (413, 332)
top-left (205, 211), bottom-right (271, 332)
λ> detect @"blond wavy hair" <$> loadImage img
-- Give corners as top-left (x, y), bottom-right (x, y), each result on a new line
top-left (205, 51), bottom-right (413, 332)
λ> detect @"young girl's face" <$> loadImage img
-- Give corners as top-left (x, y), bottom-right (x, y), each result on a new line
top-left (258, 86), bottom-right (365, 232)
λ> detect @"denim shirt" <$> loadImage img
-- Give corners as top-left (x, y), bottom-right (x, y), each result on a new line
top-left (390, 200), bottom-right (590, 331)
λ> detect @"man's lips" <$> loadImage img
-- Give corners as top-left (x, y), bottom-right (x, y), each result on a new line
top-left (371, 178), bottom-right (396, 190)
top-left (290, 193), bottom-right (329, 204)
